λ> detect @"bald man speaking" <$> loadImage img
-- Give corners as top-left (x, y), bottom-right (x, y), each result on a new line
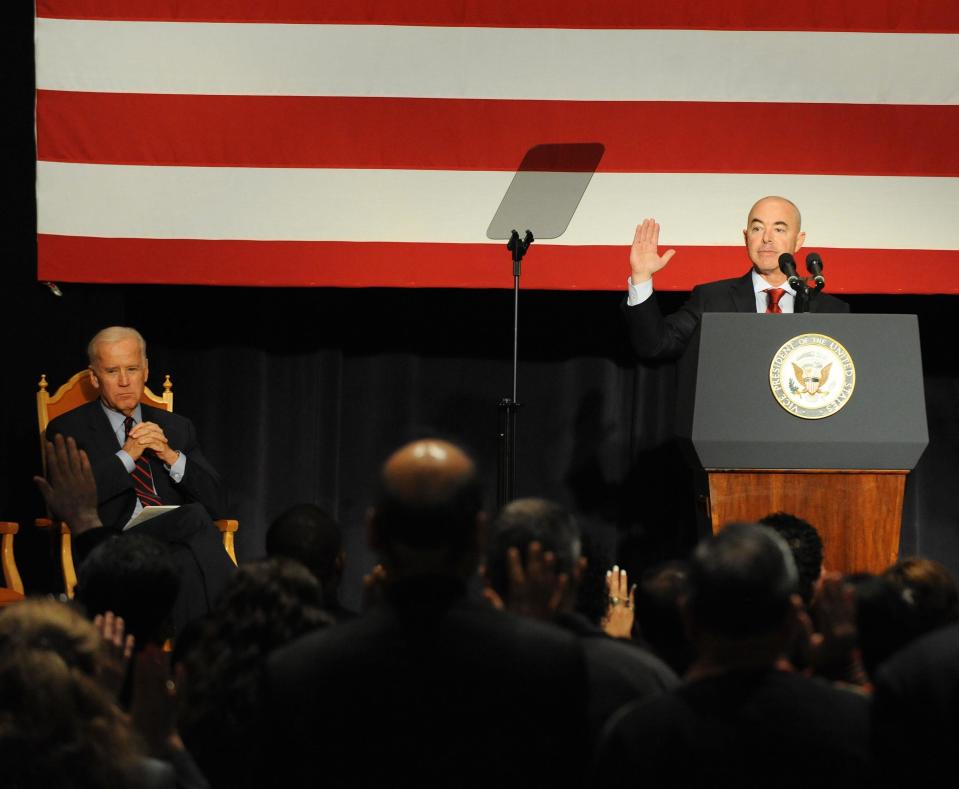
top-left (623, 196), bottom-right (849, 360)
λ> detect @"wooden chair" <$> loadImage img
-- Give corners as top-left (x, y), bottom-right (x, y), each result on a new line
top-left (37, 371), bottom-right (238, 598)
top-left (0, 521), bottom-right (24, 606)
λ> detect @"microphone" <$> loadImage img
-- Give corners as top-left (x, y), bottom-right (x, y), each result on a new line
top-left (805, 252), bottom-right (825, 288)
top-left (778, 253), bottom-right (804, 289)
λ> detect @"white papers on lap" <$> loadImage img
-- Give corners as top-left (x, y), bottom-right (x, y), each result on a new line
top-left (123, 505), bottom-right (178, 531)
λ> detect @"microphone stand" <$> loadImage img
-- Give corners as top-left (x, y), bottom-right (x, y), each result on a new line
top-left (793, 280), bottom-right (811, 313)
top-left (805, 254), bottom-right (826, 300)
top-left (497, 229), bottom-right (533, 509)
top-left (779, 253), bottom-right (810, 313)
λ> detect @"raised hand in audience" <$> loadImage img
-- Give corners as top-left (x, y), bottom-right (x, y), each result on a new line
top-left (131, 644), bottom-right (184, 757)
top-left (500, 541), bottom-right (569, 621)
top-left (94, 611), bottom-right (135, 700)
top-left (808, 572), bottom-right (868, 686)
top-left (33, 433), bottom-right (103, 535)
top-left (361, 563), bottom-right (388, 611)
top-left (602, 565), bottom-right (636, 639)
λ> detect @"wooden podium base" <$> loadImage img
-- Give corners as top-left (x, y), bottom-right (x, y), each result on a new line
top-left (705, 469), bottom-right (907, 575)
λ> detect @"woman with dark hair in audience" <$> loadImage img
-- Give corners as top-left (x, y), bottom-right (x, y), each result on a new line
top-left (0, 599), bottom-right (140, 789)
top-left (176, 558), bottom-right (332, 788)
top-left (883, 557), bottom-right (959, 635)
top-left (0, 597), bottom-right (203, 789)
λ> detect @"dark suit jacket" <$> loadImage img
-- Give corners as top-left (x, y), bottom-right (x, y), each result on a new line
top-left (624, 271), bottom-right (850, 360)
top-left (595, 668), bottom-right (872, 788)
top-left (262, 575), bottom-right (590, 789)
top-left (46, 400), bottom-right (226, 532)
top-left (554, 612), bottom-right (679, 742)
top-left (872, 622), bottom-right (959, 787)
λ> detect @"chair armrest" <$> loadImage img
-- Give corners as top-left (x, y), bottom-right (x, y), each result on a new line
top-left (0, 521), bottom-right (24, 596)
top-left (34, 517), bottom-right (77, 598)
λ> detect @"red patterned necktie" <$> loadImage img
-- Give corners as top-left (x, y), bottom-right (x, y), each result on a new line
top-left (124, 416), bottom-right (163, 507)
top-left (764, 288), bottom-right (786, 314)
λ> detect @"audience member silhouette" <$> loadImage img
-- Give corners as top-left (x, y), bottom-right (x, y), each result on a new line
top-left (266, 502), bottom-right (354, 620)
top-left (760, 511), bottom-right (824, 605)
top-left (177, 558), bottom-right (331, 789)
top-left (75, 533), bottom-right (180, 648)
top-left (883, 556), bottom-right (959, 635)
top-left (261, 439), bottom-right (590, 789)
top-left (872, 611), bottom-right (959, 787)
top-left (847, 573), bottom-right (924, 679)
top-left (485, 497), bottom-right (678, 741)
top-left (573, 533), bottom-right (615, 627)
top-left (596, 523), bottom-right (872, 788)
top-left (0, 598), bottom-right (206, 789)
top-left (634, 560), bottom-right (694, 676)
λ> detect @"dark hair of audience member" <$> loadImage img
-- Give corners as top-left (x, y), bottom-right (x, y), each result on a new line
top-left (176, 558), bottom-right (332, 788)
top-left (267, 502), bottom-right (342, 603)
top-left (687, 522), bottom-right (798, 638)
top-left (846, 573), bottom-right (924, 678)
top-left (635, 560), bottom-right (693, 676)
top-left (74, 534), bottom-right (179, 647)
top-left (0, 599), bottom-right (142, 789)
top-left (883, 556), bottom-right (959, 635)
top-left (759, 511), bottom-right (823, 605)
top-left (575, 534), bottom-right (613, 627)
top-left (486, 497), bottom-right (580, 600)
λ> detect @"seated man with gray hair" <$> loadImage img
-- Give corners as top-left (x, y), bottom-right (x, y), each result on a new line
top-left (45, 326), bottom-right (235, 632)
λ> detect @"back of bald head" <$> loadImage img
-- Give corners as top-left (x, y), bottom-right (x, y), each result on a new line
top-left (371, 439), bottom-right (483, 556)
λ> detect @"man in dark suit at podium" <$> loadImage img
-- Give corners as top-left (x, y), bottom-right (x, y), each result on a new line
top-left (623, 196), bottom-right (849, 360)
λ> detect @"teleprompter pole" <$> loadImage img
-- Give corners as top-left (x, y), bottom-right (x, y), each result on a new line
top-left (496, 229), bottom-right (533, 509)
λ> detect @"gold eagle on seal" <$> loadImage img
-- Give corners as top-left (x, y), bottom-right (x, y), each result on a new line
top-left (792, 363), bottom-right (831, 395)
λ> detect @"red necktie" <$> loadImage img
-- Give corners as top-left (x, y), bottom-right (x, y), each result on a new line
top-left (124, 416), bottom-right (163, 507)
top-left (765, 288), bottom-right (786, 314)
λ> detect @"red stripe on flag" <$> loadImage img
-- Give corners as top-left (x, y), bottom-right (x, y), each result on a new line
top-left (37, 235), bottom-right (959, 294)
top-left (35, 0), bottom-right (959, 32)
top-left (36, 92), bottom-right (959, 177)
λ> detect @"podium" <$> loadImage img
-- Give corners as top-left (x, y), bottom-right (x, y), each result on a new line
top-left (677, 314), bottom-right (928, 575)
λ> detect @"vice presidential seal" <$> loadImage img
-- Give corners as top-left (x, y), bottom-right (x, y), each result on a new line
top-left (769, 333), bottom-right (855, 419)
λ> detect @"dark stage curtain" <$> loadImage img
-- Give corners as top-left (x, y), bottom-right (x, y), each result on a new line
top-left (5, 284), bottom-right (959, 610)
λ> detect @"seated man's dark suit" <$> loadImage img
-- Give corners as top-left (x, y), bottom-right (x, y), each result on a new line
top-left (47, 400), bottom-right (234, 628)
top-left (624, 271), bottom-right (850, 360)
top-left (262, 575), bottom-right (590, 789)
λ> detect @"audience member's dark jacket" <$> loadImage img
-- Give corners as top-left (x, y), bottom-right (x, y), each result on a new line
top-left (554, 611), bottom-right (679, 741)
top-left (596, 668), bottom-right (872, 788)
top-left (872, 620), bottom-right (959, 788)
top-left (263, 574), bottom-right (590, 789)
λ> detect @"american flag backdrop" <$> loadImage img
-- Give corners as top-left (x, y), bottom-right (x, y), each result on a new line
top-left (34, 1), bottom-right (959, 292)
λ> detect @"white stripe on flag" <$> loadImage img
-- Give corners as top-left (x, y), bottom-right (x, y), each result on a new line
top-left (35, 19), bottom-right (959, 104)
top-left (37, 162), bottom-right (959, 250)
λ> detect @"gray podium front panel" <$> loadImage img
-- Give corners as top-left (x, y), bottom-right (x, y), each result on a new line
top-left (676, 314), bottom-right (928, 470)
